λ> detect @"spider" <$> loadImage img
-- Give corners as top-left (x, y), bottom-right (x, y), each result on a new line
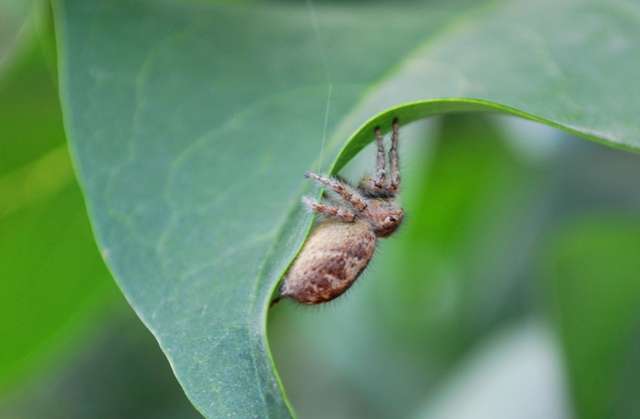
top-left (274, 118), bottom-right (404, 305)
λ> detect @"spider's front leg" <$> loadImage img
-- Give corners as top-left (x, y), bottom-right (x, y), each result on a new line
top-left (389, 118), bottom-right (401, 191)
top-left (304, 172), bottom-right (367, 212)
top-left (301, 196), bottom-right (356, 222)
top-left (374, 126), bottom-right (386, 189)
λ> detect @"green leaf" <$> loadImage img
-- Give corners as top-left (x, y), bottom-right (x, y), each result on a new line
top-left (331, 0), bottom-right (640, 171)
top-left (54, 0), bottom-right (640, 417)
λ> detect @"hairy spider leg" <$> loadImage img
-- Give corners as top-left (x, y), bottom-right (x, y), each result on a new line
top-left (301, 196), bottom-right (356, 222)
top-left (374, 126), bottom-right (386, 189)
top-left (389, 118), bottom-right (401, 191)
top-left (304, 172), bottom-right (368, 212)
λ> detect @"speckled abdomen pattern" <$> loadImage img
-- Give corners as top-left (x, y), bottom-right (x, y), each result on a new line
top-left (281, 219), bottom-right (377, 305)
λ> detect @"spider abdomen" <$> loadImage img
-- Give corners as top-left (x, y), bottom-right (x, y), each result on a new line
top-left (281, 219), bottom-right (376, 305)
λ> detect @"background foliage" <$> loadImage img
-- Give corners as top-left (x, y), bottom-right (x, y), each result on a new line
top-left (1, 0), bottom-right (640, 418)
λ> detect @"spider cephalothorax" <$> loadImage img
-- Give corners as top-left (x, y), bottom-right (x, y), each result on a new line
top-left (276, 118), bottom-right (403, 305)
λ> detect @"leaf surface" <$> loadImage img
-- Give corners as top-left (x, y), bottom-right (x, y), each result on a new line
top-left (54, 0), bottom-right (640, 416)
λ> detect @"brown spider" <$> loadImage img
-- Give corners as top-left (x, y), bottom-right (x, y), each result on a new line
top-left (275, 118), bottom-right (403, 305)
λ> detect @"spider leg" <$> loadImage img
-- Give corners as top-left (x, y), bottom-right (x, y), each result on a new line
top-left (304, 172), bottom-right (367, 212)
top-left (302, 196), bottom-right (356, 222)
top-left (373, 126), bottom-right (386, 189)
top-left (388, 118), bottom-right (401, 191)
top-left (269, 295), bottom-right (283, 308)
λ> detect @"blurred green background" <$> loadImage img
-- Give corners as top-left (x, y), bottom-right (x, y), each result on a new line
top-left (2, 1), bottom-right (640, 418)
